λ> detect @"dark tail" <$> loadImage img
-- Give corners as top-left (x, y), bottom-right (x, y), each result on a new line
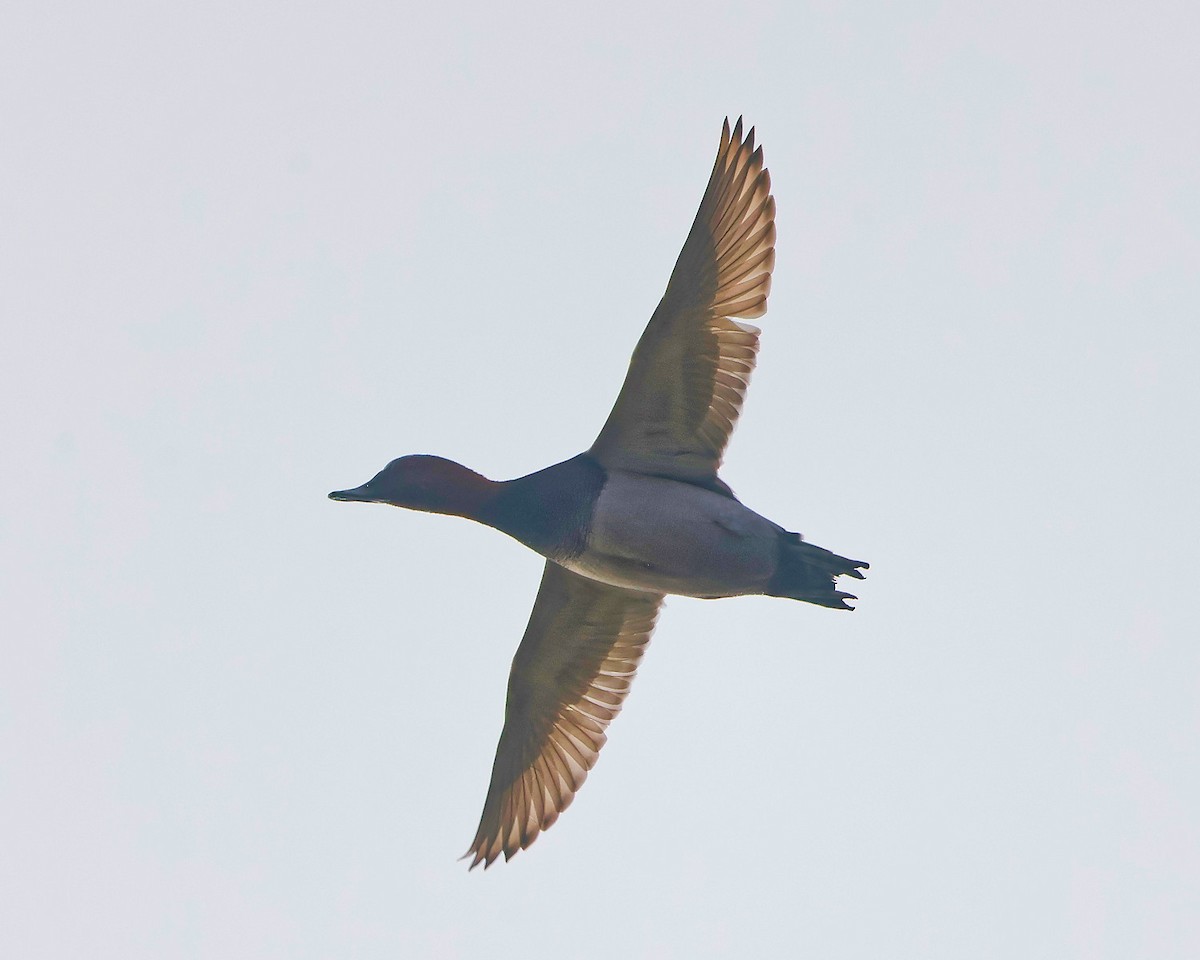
top-left (766, 531), bottom-right (868, 610)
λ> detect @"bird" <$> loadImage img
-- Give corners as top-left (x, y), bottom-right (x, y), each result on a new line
top-left (329, 117), bottom-right (867, 869)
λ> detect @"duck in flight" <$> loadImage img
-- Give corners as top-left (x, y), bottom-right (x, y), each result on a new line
top-left (330, 118), bottom-right (868, 869)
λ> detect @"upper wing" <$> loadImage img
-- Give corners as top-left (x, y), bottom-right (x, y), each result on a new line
top-left (589, 117), bottom-right (775, 490)
top-left (465, 561), bottom-right (663, 869)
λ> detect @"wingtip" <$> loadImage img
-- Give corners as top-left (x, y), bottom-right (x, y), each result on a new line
top-left (461, 846), bottom-right (495, 871)
top-left (461, 831), bottom-right (534, 870)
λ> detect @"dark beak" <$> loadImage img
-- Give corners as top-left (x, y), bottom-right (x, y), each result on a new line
top-left (328, 484), bottom-right (375, 502)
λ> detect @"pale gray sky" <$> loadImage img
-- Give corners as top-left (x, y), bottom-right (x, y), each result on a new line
top-left (2, 1), bottom-right (1198, 957)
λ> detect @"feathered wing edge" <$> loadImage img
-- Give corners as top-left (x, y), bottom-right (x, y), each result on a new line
top-left (464, 562), bottom-right (663, 869)
top-left (590, 117), bottom-right (776, 482)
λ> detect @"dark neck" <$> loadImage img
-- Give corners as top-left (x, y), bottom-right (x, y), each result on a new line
top-left (477, 453), bottom-right (606, 559)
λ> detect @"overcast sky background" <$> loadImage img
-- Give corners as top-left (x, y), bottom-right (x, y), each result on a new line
top-left (3, 1), bottom-right (1198, 957)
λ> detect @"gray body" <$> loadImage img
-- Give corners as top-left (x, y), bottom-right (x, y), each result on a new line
top-left (562, 471), bottom-right (780, 599)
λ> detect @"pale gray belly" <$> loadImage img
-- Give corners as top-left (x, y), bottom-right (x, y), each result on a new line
top-left (561, 472), bottom-right (780, 599)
